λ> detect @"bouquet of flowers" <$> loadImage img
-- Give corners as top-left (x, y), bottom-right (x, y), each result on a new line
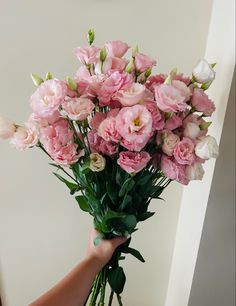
top-left (0, 29), bottom-right (219, 305)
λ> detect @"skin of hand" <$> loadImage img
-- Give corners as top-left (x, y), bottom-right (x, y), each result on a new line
top-left (29, 229), bottom-right (127, 306)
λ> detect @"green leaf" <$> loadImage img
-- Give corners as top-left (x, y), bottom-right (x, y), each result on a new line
top-left (123, 247), bottom-right (145, 263)
top-left (108, 267), bottom-right (126, 294)
top-left (151, 186), bottom-right (165, 198)
top-left (121, 214), bottom-right (137, 229)
top-left (75, 195), bottom-right (91, 212)
top-left (138, 211), bottom-right (155, 222)
top-left (53, 172), bottom-right (78, 194)
top-left (120, 194), bottom-right (132, 211)
top-left (119, 178), bottom-right (135, 197)
top-left (106, 182), bottom-right (118, 204)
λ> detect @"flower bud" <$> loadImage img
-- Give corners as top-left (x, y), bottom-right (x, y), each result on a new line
top-left (31, 73), bottom-right (44, 86)
top-left (89, 153), bottom-right (106, 172)
top-left (199, 121), bottom-right (212, 130)
top-left (87, 28), bottom-right (95, 45)
top-left (192, 59), bottom-right (216, 84)
top-left (100, 47), bottom-right (107, 62)
top-left (66, 76), bottom-right (77, 91)
top-left (46, 72), bottom-right (53, 80)
top-left (0, 117), bottom-right (16, 139)
top-left (125, 58), bottom-right (135, 73)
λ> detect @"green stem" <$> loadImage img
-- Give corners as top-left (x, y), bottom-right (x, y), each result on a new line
top-left (116, 294), bottom-right (123, 306)
top-left (108, 290), bottom-right (114, 306)
top-left (89, 273), bottom-right (101, 306)
top-left (98, 267), bottom-right (107, 306)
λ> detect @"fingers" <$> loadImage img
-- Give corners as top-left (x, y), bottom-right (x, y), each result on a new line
top-left (111, 236), bottom-right (127, 249)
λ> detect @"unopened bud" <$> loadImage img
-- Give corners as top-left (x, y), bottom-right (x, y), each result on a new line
top-left (125, 58), bottom-right (135, 73)
top-left (31, 73), bottom-right (44, 86)
top-left (100, 47), bottom-right (107, 62)
top-left (87, 28), bottom-right (95, 45)
top-left (45, 72), bottom-right (53, 80)
top-left (199, 121), bottom-right (212, 130)
top-left (66, 76), bottom-right (77, 91)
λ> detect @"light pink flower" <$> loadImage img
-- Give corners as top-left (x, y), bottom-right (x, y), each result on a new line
top-left (99, 140), bottom-right (118, 156)
top-left (61, 97), bottom-right (95, 121)
top-left (173, 74), bottom-right (190, 85)
top-left (191, 88), bottom-right (216, 116)
top-left (162, 132), bottom-right (180, 156)
top-left (165, 114), bottom-right (183, 130)
top-left (114, 83), bottom-right (146, 106)
top-left (30, 79), bottom-right (67, 119)
top-left (120, 138), bottom-right (149, 152)
top-left (40, 119), bottom-right (80, 165)
top-left (134, 53), bottom-right (156, 72)
top-left (98, 71), bottom-right (133, 106)
top-left (183, 122), bottom-right (200, 139)
top-left (144, 101), bottom-right (165, 130)
top-left (145, 74), bottom-right (166, 92)
top-left (105, 41), bottom-right (129, 58)
top-left (88, 130), bottom-right (103, 152)
top-left (161, 155), bottom-right (189, 185)
top-left (173, 137), bottom-right (195, 165)
top-left (98, 117), bottom-right (120, 143)
top-left (185, 163), bottom-right (205, 181)
top-left (29, 111), bottom-right (61, 128)
top-left (10, 122), bottom-right (39, 150)
top-left (154, 80), bottom-right (191, 112)
top-left (89, 112), bottom-right (106, 130)
top-left (117, 151), bottom-right (151, 174)
top-left (0, 117), bottom-right (16, 139)
top-left (183, 113), bottom-right (208, 137)
top-left (74, 45), bottom-right (100, 65)
top-left (116, 105), bottom-right (153, 150)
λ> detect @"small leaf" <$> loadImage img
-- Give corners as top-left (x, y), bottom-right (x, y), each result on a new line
top-left (53, 172), bottom-right (78, 193)
top-left (123, 247), bottom-right (145, 263)
top-left (120, 194), bottom-right (132, 211)
top-left (138, 211), bottom-right (155, 222)
top-left (121, 214), bottom-right (137, 229)
top-left (108, 267), bottom-right (126, 294)
top-left (119, 178), bottom-right (135, 197)
top-left (106, 182), bottom-right (117, 204)
top-left (75, 195), bottom-right (91, 212)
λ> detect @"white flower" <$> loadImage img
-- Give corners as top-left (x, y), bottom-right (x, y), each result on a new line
top-left (193, 59), bottom-right (215, 84)
top-left (195, 135), bottom-right (219, 160)
top-left (10, 122), bottom-right (39, 150)
top-left (89, 153), bottom-right (106, 172)
top-left (183, 122), bottom-right (200, 139)
top-left (186, 163), bottom-right (205, 180)
top-left (0, 117), bottom-right (16, 139)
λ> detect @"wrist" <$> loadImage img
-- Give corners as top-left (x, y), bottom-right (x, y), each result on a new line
top-left (84, 255), bottom-right (106, 274)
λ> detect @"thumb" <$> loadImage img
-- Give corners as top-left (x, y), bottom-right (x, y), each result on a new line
top-left (111, 236), bottom-right (128, 249)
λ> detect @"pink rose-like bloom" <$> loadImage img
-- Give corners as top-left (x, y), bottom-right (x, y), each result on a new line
top-left (88, 130), bottom-right (103, 152)
top-left (173, 137), bottom-right (195, 165)
top-left (173, 74), bottom-right (190, 85)
top-left (10, 122), bottom-right (39, 150)
top-left (0, 117), bottom-right (16, 139)
top-left (116, 104), bottom-right (153, 150)
top-left (114, 83), bottom-right (146, 106)
top-left (117, 151), bottom-right (151, 174)
top-left (61, 97), bottom-right (95, 121)
top-left (144, 101), bottom-right (165, 130)
top-left (99, 140), bottom-right (118, 156)
top-left (154, 80), bottom-right (191, 112)
top-left (40, 119), bottom-right (80, 165)
top-left (161, 155), bottom-right (189, 185)
top-left (98, 71), bottom-right (133, 106)
top-left (134, 53), bottom-right (156, 72)
top-left (183, 113), bottom-right (208, 137)
top-left (74, 45), bottom-right (100, 65)
top-left (191, 88), bottom-right (216, 116)
top-left (29, 111), bottom-right (61, 128)
top-left (98, 117), bottom-right (120, 143)
top-left (165, 114), bottom-right (183, 130)
top-left (145, 74), bottom-right (167, 92)
top-left (162, 132), bottom-right (180, 156)
top-left (89, 112), bottom-right (106, 130)
top-left (120, 138), bottom-right (149, 152)
top-left (30, 79), bottom-right (67, 119)
top-left (105, 41), bottom-right (129, 58)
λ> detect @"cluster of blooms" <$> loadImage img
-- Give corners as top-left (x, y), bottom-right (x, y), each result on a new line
top-left (0, 32), bottom-right (219, 185)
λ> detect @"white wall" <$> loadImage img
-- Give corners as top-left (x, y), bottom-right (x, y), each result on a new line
top-left (0, 1), bottom-right (214, 305)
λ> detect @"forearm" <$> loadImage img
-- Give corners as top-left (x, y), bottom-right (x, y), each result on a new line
top-left (29, 256), bottom-right (103, 306)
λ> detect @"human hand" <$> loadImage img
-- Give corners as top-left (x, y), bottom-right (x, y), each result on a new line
top-left (86, 229), bottom-right (127, 268)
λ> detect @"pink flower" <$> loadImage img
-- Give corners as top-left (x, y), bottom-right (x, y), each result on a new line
top-left (162, 132), bottom-right (180, 156)
top-left (191, 88), bottom-right (216, 116)
top-left (0, 117), bottom-right (16, 139)
top-left (89, 112), bottom-right (106, 130)
top-left (114, 83), bottom-right (146, 106)
top-left (120, 138), bottom-right (149, 152)
top-left (145, 74), bottom-right (166, 92)
top-left (30, 79), bottom-right (67, 119)
top-left (134, 53), bottom-right (156, 72)
top-left (116, 105), bottom-right (153, 150)
top-left (105, 41), bottom-right (129, 58)
top-left (98, 71), bottom-right (133, 106)
top-left (10, 122), bottom-right (39, 150)
top-left (173, 137), bottom-right (195, 165)
top-left (183, 122), bottom-right (200, 139)
top-left (117, 151), bottom-right (151, 174)
top-left (74, 45), bottom-right (100, 65)
top-left (144, 101), bottom-right (165, 130)
top-left (61, 97), bottom-right (95, 121)
top-left (88, 130), bottom-right (103, 152)
top-left (154, 80), bottom-right (191, 112)
top-left (99, 140), bottom-right (118, 156)
top-left (165, 114), bottom-right (182, 130)
top-left (40, 119), bottom-right (80, 165)
top-left (161, 155), bottom-right (189, 185)
top-left (29, 111), bottom-right (61, 128)
top-left (98, 117), bottom-right (120, 143)
top-left (173, 74), bottom-right (190, 85)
